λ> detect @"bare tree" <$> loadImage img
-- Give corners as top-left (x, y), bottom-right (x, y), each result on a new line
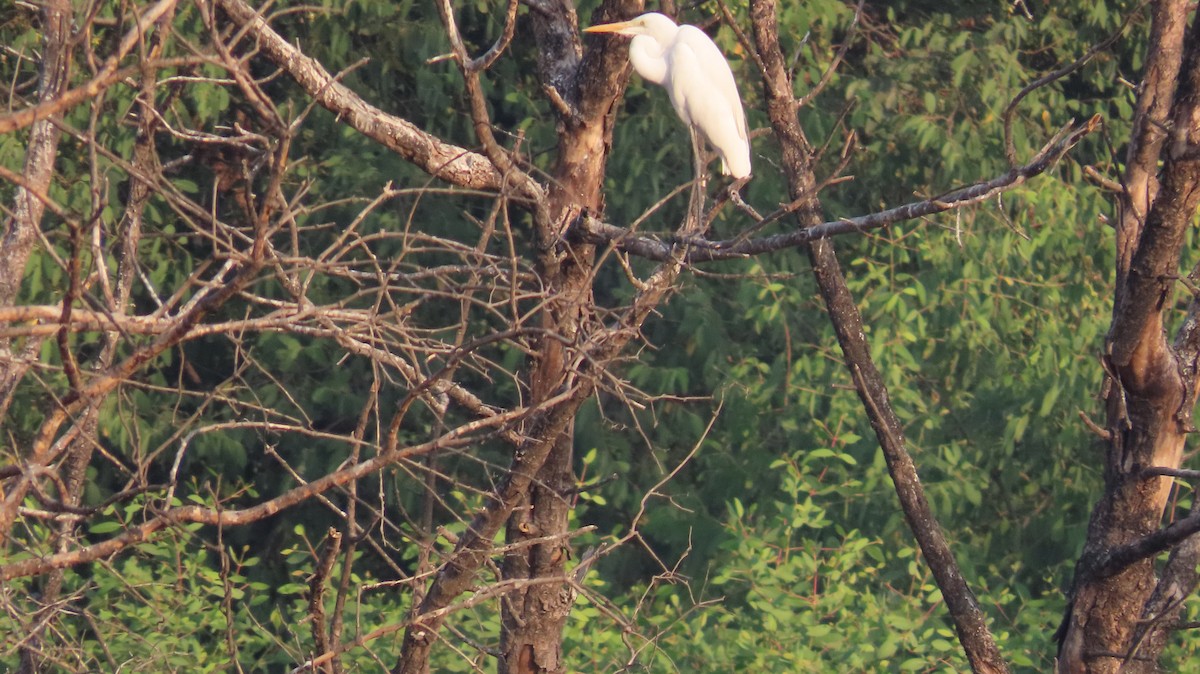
top-left (1, 1), bottom-right (1198, 673)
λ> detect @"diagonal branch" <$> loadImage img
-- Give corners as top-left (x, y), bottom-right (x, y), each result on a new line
top-left (433, 0), bottom-right (548, 222)
top-left (213, 0), bottom-right (535, 197)
top-left (1091, 507), bottom-right (1200, 579)
top-left (1001, 3), bottom-right (1140, 166)
top-left (0, 0), bottom-right (179, 135)
top-left (748, 0), bottom-right (1009, 672)
top-left (0, 401), bottom-right (534, 582)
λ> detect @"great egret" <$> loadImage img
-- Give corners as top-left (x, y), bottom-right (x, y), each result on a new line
top-left (584, 13), bottom-right (752, 180)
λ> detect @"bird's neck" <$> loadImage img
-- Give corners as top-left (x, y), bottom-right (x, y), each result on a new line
top-left (629, 35), bottom-right (669, 85)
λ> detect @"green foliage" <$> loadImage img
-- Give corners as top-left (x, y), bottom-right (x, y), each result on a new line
top-left (574, 0), bottom-right (1140, 671)
top-left (0, 0), bottom-right (1171, 671)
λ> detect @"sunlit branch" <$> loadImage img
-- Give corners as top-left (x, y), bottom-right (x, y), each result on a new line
top-left (212, 0), bottom-right (536, 197)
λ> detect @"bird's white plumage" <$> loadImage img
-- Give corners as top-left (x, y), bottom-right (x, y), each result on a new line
top-left (585, 13), bottom-right (751, 179)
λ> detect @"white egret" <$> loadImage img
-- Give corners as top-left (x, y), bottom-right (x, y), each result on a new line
top-left (584, 12), bottom-right (752, 180)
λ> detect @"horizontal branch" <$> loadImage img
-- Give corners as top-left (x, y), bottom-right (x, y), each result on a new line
top-left (0, 303), bottom-right (517, 444)
top-left (1093, 508), bottom-right (1200, 578)
top-left (1142, 466), bottom-right (1200, 481)
top-left (576, 115), bottom-right (1101, 262)
top-left (0, 305), bottom-right (162, 337)
top-left (0, 303), bottom-right (462, 339)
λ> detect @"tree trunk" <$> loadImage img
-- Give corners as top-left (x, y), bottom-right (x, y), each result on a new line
top-left (748, 0), bottom-right (1010, 671)
top-left (497, 2), bottom-right (637, 671)
top-left (6, 2), bottom-right (71, 670)
top-left (1057, 4), bottom-right (1200, 672)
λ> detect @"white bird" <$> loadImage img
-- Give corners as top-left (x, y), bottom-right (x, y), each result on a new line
top-left (585, 12), bottom-right (752, 180)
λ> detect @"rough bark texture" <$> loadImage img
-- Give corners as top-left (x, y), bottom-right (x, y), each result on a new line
top-left (0, 0), bottom-right (71, 421)
top-left (495, 1), bottom-right (633, 671)
top-left (1058, 4), bottom-right (1200, 672)
top-left (387, 1), bottom-right (699, 670)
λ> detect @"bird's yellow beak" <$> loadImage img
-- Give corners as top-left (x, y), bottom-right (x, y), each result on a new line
top-left (583, 20), bottom-right (636, 34)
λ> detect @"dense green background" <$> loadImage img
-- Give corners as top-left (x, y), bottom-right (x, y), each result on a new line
top-left (2, 0), bottom-right (1191, 671)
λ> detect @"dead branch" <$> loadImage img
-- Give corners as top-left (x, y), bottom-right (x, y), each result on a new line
top-left (0, 0), bottom-right (179, 135)
top-left (748, 0), bottom-right (1009, 671)
top-left (212, 0), bottom-right (536, 197)
top-left (0, 398), bottom-right (540, 582)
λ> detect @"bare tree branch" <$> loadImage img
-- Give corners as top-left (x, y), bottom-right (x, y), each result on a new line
top-left (0, 0), bottom-right (73, 423)
top-left (576, 116), bottom-right (1099, 263)
top-left (1090, 508), bottom-right (1200, 579)
top-left (1001, 4), bottom-right (1139, 166)
top-left (212, 0), bottom-right (536, 197)
top-left (748, 0), bottom-right (1010, 672)
top-left (0, 396), bottom-right (541, 582)
top-left (0, 0), bottom-right (179, 135)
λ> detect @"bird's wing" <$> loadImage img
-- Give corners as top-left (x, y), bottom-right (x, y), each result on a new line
top-left (671, 25), bottom-right (752, 177)
top-left (674, 26), bottom-right (749, 143)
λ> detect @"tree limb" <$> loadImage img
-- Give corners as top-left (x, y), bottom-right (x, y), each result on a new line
top-left (1092, 508), bottom-right (1200, 579)
top-left (749, 0), bottom-right (1009, 671)
top-left (575, 116), bottom-right (1099, 263)
top-left (212, 0), bottom-right (532, 197)
top-left (0, 399), bottom-right (538, 582)
top-left (0, 0), bottom-right (179, 135)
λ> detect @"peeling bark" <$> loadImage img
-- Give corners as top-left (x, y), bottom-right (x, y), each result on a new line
top-left (1058, 5), bottom-right (1200, 672)
top-left (494, 1), bottom-right (639, 670)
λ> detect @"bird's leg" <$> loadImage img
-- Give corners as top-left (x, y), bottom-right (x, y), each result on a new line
top-left (687, 125), bottom-right (707, 236)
